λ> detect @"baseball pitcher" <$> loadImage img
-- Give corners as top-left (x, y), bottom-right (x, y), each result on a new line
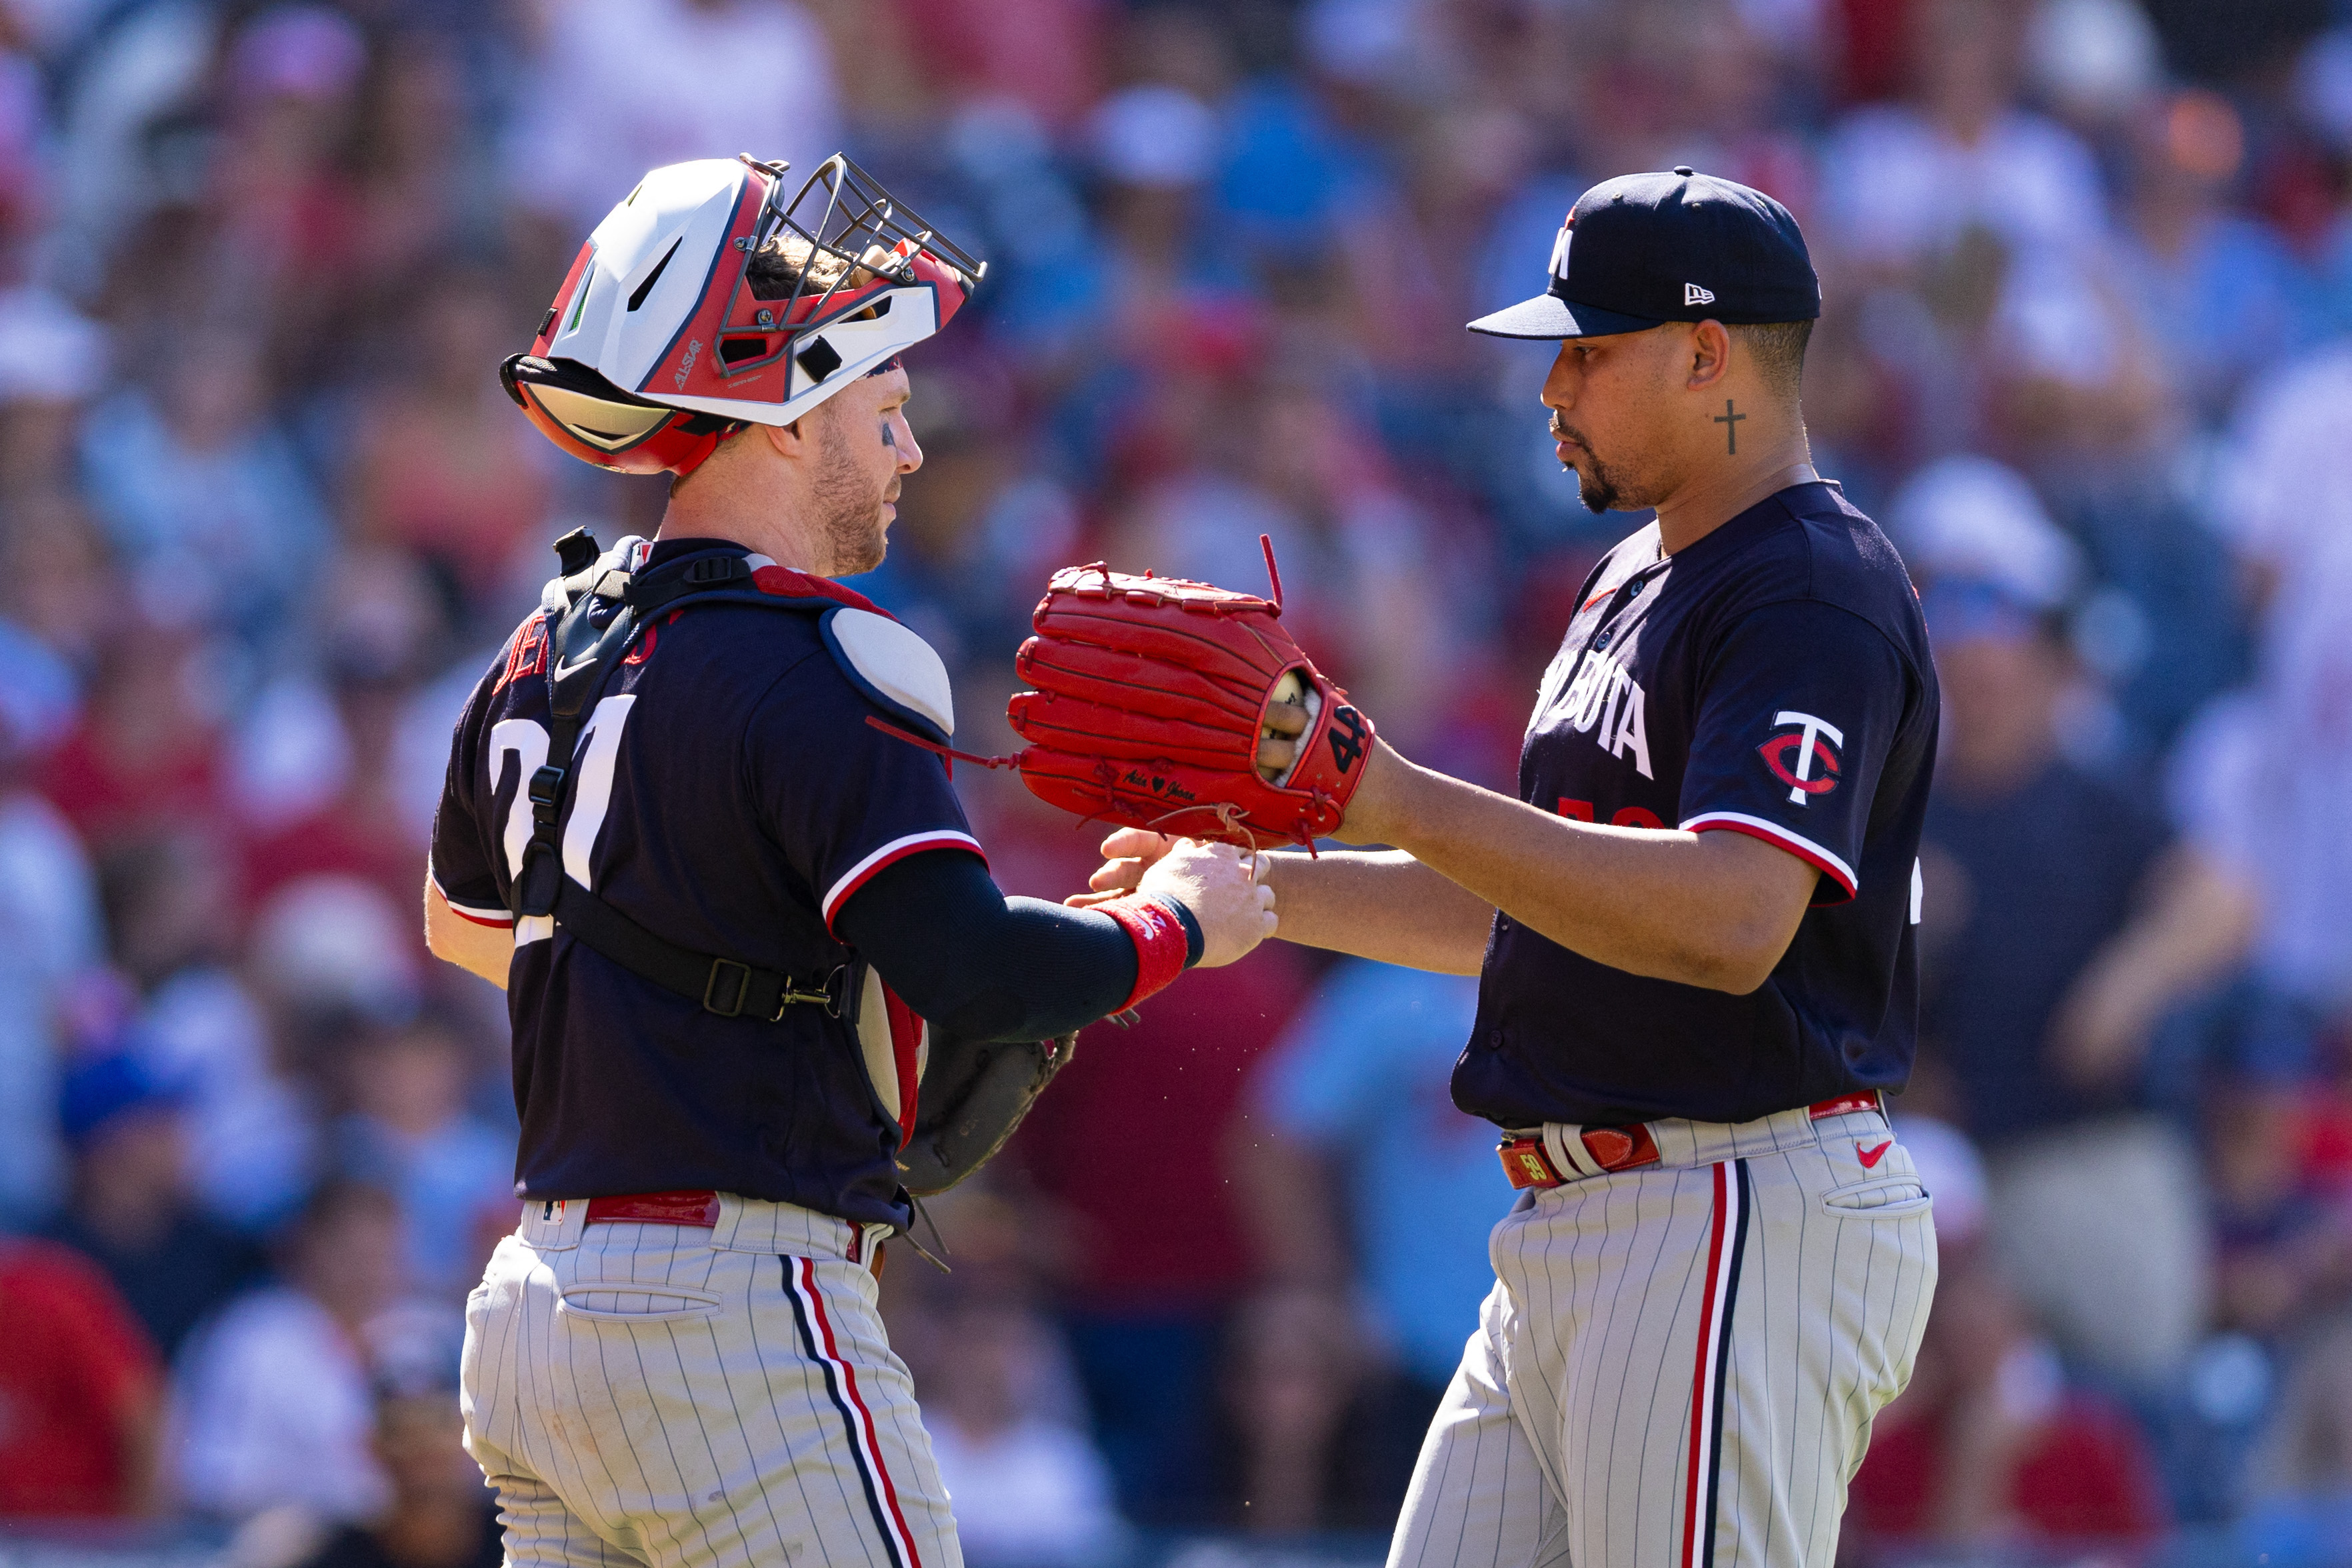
top-left (1077, 169), bottom-right (1941, 1568)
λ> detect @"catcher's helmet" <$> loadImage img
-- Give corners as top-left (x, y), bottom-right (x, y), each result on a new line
top-left (501, 154), bottom-right (985, 477)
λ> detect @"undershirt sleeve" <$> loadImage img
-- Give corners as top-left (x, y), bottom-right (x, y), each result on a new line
top-left (835, 849), bottom-right (1201, 1040)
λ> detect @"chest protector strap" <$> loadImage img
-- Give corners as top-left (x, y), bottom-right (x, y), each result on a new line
top-left (507, 529), bottom-right (844, 1021)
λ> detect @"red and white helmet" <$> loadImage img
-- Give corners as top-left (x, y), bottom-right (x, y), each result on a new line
top-left (500, 154), bottom-right (985, 477)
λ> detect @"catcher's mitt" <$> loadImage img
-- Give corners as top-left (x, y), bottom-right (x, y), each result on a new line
top-left (896, 1031), bottom-right (1077, 1196)
top-left (998, 545), bottom-right (1375, 849)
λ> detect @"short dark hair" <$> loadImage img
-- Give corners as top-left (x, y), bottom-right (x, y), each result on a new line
top-left (745, 233), bottom-right (869, 302)
top-left (1731, 319), bottom-right (1812, 400)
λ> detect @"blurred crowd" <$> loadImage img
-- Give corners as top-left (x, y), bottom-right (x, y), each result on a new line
top-left (0, 0), bottom-right (2348, 1563)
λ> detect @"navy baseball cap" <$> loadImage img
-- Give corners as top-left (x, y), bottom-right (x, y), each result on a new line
top-left (1468, 167), bottom-right (1820, 340)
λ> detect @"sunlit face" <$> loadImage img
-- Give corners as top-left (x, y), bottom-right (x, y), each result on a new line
top-left (805, 367), bottom-right (922, 575)
top-left (1539, 326), bottom-right (1685, 514)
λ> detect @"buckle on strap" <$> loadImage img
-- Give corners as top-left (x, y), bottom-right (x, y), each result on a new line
top-left (527, 764), bottom-right (566, 825)
top-left (703, 959), bottom-right (751, 1017)
top-left (684, 555), bottom-right (748, 586)
top-left (769, 963), bottom-right (844, 1023)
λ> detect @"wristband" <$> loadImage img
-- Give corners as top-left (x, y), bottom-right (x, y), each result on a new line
top-left (1098, 895), bottom-right (1195, 1013)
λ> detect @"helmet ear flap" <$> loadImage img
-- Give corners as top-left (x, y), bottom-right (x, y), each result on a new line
top-left (501, 353), bottom-right (742, 476)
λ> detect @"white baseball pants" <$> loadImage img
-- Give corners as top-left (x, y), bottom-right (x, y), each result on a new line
top-left (461, 1196), bottom-right (959, 1568)
top-left (1389, 1103), bottom-right (1937, 1568)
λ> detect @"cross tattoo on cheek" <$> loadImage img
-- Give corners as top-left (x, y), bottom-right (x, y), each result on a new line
top-left (1714, 398), bottom-right (1745, 455)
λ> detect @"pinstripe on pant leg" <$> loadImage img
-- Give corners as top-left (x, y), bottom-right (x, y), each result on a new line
top-left (469, 1206), bottom-right (963, 1568)
top-left (1702, 1126), bottom-right (1935, 1568)
top-left (1449, 1113), bottom-right (1935, 1568)
top-left (1388, 1273), bottom-right (1571, 1568)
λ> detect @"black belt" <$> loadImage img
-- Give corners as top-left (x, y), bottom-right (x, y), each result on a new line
top-left (549, 878), bottom-right (841, 1021)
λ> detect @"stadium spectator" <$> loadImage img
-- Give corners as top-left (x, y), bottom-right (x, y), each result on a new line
top-left (0, 748), bottom-right (101, 1226)
top-left (2240, 1316), bottom-right (2352, 1567)
top-left (41, 1050), bottom-right (267, 1362)
top-left (91, 833), bottom-right (319, 1233)
top-left (0, 1237), bottom-right (165, 1518)
top-left (172, 1179), bottom-right (409, 1524)
top-left (1822, 0), bottom-right (2110, 275)
top-left (331, 1013), bottom-right (513, 1301)
top-left (347, 269), bottom-right (554, 617)
top-left (923, 1299), bottom-right (1129, 1567)
top-left (1847, 1217), bottom-right (2174, 1543)
top-left (1904, 464), bottom-right (2256, 1388)
top-left (1233, 959), bottom-right (1498, 1514)
top-left (502, 0), bottom-right (841, 239)
top-left (1012, 939), bottom-right (1309, 1521)
top-left (1212, 1283), bottom-right (1370, 1531)
top-left (287, 1356), bottom-right (501, 1568)
top-left (76, 329), bottom-right (331, 665)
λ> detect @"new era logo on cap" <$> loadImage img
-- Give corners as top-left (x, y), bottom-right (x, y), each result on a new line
top-left (1467, 167), bottom-right (1820, 341)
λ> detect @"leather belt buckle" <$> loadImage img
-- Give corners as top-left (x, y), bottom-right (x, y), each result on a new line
top-left (584, 1191), bottom-right (721, 1227)
top-left (1579, 1121), bottom-right (1660, 1173)
top-left (1498, 1137), bottom-right (1564, 1190)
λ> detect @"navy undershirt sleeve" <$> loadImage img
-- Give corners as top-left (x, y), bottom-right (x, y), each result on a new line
top-left (835, 849), bottom-right (1200, 1040)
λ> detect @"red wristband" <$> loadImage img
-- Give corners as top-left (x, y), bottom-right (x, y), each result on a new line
top-left (1098, 895), bottom-right (1191, 1013)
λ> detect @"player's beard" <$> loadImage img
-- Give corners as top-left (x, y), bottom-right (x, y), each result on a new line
top-left (1575, 449), bottom-right (1625, 514)
top-left (1553, 417), bottom-right (1649, 514)
top-left (809, 415), bottom-right (892, 575)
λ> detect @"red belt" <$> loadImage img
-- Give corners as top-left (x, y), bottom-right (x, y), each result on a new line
top-left (584, 1190), bottom-right (720, 1227)
top-left (579, 1190), bottom-right (887, 1275)
top-left (1497, 1093), bottom-right (1883, 1191)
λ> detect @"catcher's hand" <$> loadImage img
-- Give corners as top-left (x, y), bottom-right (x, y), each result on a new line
top-left (1005, 558), bottom-right (1375, 849)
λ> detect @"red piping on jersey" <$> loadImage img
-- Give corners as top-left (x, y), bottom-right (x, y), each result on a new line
top-left (819, 831), bottom-right (989, 936)
top-left (1683, 813), bottom-right (1858, 901)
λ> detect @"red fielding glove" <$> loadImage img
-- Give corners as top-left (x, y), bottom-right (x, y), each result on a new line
top-left (1000, 551), bottom-right (1374, 851)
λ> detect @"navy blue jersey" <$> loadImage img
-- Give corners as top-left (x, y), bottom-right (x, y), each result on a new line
top-left (428, 539), bottom-right (984, 1227)
top-left (1454, 481), bottom-right (1939, 1129)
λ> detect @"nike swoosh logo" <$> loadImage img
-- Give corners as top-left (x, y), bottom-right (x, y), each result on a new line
top-left (552, 655), bottom-right (598, 681)
top-left (1857, 1140), bottom-right (1893, 1169)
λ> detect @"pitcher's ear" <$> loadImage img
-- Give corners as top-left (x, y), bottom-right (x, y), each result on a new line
top-left (1686, 319), bottom-right (1733, 389)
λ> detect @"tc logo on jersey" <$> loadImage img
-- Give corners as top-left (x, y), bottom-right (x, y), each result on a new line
top-left (1757, 710), bottom-right (1843, 805)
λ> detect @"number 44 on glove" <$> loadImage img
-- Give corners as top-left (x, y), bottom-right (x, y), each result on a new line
top-left (869, 537), bottom-right (1375, 851)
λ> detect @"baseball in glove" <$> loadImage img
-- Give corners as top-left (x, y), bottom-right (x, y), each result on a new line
top-left (863, 537), bottom-right (1373, 849)
top-left (1005, 541), bottom-right (1373, 849)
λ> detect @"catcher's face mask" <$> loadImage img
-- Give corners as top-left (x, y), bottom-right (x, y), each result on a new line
top-left (502, 153), bottom-right (985, 477)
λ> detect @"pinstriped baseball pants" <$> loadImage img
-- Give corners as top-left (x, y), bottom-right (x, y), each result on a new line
top-left (461, 1196), bottom-right (959, 1568)
top-left (1389, 1105), bottom-right (1937, 1568)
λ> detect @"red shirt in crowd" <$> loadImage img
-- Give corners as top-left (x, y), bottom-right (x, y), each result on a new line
top-left (36, 722), bottom-right (225, 848)
top-left (1847, 1390), bottom-right (2170, 1543)
top-left (0, 1241), bottom-right (161, 1516)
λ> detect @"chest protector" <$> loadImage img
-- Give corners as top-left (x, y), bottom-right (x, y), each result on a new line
top-left (507, 528), bottom-right (949, 1022)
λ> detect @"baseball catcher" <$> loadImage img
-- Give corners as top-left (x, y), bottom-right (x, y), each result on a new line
top-left (425, 153), bottom-right (1275, 1568)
